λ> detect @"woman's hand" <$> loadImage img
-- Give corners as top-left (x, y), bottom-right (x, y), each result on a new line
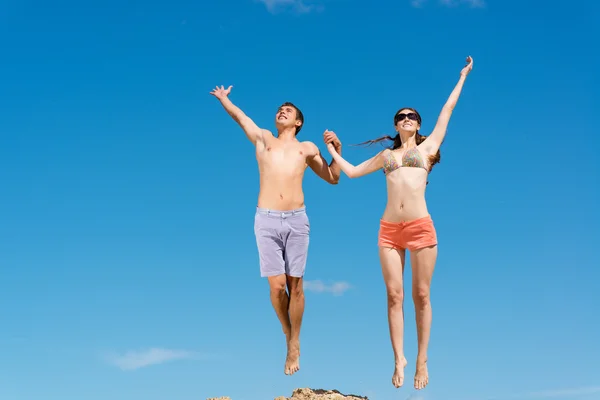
top-left (323, 129), bottom-right (341, 154)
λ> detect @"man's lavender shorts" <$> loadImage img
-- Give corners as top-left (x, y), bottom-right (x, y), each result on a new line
top-left (254, 206), bottom-right (310, 278)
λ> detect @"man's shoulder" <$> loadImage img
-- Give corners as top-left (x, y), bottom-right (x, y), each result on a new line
top-left (300, 140), bottom-right (318, 149)
top-left (299, 140), bottom-right (320, 155)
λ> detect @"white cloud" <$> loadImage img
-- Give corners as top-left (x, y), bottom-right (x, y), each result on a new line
top-left (304, 280), bottom-right (351, 296)
top-left (481, 385), bottom-right (600, 400)
top-left (411, 0), bottom-right (485, 7)
top-left (439, 0), bottom-right (485, 7)
top-left (405, 394), bottom-right (426, 400)
top-left (257, 0), bottom-right (316, 14)
top-left (104, 348), bottom-right (198, 371)
top-left (518, 386), bottom-right (600, 399)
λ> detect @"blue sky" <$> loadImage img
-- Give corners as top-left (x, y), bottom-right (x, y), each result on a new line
top-left (0, 0), bottom-right (598, 399)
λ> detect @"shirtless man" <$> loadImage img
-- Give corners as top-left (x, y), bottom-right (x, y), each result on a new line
top-left (210, 84), bottom-right (342, 376)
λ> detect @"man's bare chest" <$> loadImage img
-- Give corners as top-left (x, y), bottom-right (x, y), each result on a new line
top-left (257, 143), bottom-right (307, 166)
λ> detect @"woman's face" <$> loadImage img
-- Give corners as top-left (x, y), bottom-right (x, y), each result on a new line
top-left (394, 109), bottom-right (421, 134)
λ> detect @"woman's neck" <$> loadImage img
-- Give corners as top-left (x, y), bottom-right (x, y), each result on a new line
top-left (398, 133), bottom-right (417, 148)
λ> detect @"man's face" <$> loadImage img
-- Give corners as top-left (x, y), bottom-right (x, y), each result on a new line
top-left (275, 105), bottom-right (301, 131)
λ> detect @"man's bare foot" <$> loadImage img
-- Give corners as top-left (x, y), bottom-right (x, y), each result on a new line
top-left (414, 358), bottom-right (428, 390)
top-left (392, 356), bottom-right (408, 388)
top-left (284, 339), bottom-right (300, 375)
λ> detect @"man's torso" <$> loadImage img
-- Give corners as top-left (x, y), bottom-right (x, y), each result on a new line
top-left (255, 133), bottom-right (314, 211)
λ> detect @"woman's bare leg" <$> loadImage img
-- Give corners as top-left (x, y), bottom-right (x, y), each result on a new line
top-left (410, 245), bottom-right (437, 390)
top-left (379, 246), bottom-right (408, 388)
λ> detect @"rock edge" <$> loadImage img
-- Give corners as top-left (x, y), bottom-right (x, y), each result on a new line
top-left (208, 387), bottom-right (368, 400)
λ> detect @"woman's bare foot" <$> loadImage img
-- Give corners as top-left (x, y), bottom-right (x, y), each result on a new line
top-left (414, 358), bottom-right (428, 390)
top-left (284, 338), bottom-right (300, 375)
top-left (392, 356), bottom-right (408, 388)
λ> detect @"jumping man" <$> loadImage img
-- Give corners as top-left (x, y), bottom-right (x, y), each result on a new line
top-left (210, 85), bottom-right (342, 376)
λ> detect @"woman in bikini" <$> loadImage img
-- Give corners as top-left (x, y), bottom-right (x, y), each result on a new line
top-left (324, 56), bottom-right (473, 390)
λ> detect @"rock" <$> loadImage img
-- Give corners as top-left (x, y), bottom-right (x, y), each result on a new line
top-left (207, 387), bottom-right (368, 400)
top-left (277, 388), bottom-right (368, 400)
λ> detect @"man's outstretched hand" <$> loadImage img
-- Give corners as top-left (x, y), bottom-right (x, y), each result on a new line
top-left (323, 129), bottom-right (342, 153)
top-left (210, 85), bottom-right (232, 100)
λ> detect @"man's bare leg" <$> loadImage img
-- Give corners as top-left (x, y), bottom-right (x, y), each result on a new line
top-left (379, 246), bottom-right (408, 388)
top-left (284, 275), bottom-right (304, 375)
top-left (410, 245), bottom-right (437, 390)
top-left (267, 274), bottom-right (292, 341)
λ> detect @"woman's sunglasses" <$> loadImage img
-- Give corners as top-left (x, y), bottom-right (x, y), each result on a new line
top-left (395, 112), bottom-right (419, 123)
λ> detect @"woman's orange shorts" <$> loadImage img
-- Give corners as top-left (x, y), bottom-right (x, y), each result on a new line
top-left (378, 215), bottom-right (438, 251)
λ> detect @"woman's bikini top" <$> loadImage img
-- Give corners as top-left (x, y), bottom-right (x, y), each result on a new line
top-left (383, 147), bottom-right (428, 175)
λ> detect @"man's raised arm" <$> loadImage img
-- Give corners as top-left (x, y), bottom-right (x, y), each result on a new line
top-left (210, 85), bottom-right (265, 146)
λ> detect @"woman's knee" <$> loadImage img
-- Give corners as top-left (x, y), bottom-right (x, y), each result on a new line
top-left (412, 285), bottom-right (430, 307)
top-left (386, 285), bottom-right (404, 308)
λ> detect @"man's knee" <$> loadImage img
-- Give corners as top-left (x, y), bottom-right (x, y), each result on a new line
top-left (286, 276), bottom-right (304, 297)
top-left (268, 274), bottom-right (287, 293)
